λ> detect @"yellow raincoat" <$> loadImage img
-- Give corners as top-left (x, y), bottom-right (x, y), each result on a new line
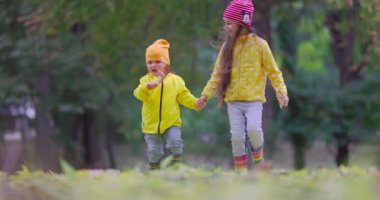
top-left (202, 34), bottom-right (287, 102)
top-left (134, 73), bottom-right (198, 134)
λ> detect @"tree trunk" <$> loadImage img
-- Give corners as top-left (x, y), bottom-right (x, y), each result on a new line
top-left (327, 12), bottom-right (357, 86)
top-left (1, 137), bottom-right (23, 173)
top-left (253, 0), bottom-right (272, 45)
top-left (105, 115), bottom-right (116, 168)
top-left (35, 70), bottom-right (60, 172)
top-left (1, 116), bottom-right (23, 173)
top-left (63, 113), bottom-right (82, 168)
top-left (326, 0), bottom-right (360, 166)
top-left (291, 133), bottom-right (307, 170)
top-left (334, 132), bottom-right (349, 166)
top-left (105, 98), bottom-right (117, 169)
top-left (82, 108), bottom-right (103, 168)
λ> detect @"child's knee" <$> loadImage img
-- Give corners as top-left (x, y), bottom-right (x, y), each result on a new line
top-left (146, 147), bottom-right (163, 163)
top-left (231, 134), bottom-right (245, 144)
top-left (246, 124), bottom-right (262, 136)
top-left (230, 135), bottom-right (246, 156)
top-left (247, 128), bottom-right (264, 149)
top-left (166, 139), bottom-right (183, 154)
top-left (166, 138), bottom-right (183, 148)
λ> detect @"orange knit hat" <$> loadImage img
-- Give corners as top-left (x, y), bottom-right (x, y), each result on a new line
top-left (145, 39), bottom-right (170, 65)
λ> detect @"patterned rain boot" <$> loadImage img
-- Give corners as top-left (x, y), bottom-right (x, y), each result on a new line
top-left (251, 147), bottom-right (271, 171)
top-left (252, 146), bottom-right (263, 164)
top-left (149, 162), bottom-right (160, 170)
top-left (233, 154), bottom-right (248, 172)
top-left (170, 154), bottom-right (182, 167)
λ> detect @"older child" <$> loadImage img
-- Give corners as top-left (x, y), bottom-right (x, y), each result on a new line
top-left (197, 0), bottom-right (289, 170)
top-left (134, 39), bottom-right (201, 170)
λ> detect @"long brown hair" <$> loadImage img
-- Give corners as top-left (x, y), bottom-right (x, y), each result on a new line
top-left (164, 64), bottom-right (171, 75)
top-left (215, 26), bottom-right (245, 105)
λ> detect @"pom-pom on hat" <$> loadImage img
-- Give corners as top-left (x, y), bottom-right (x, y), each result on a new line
top-left (145, 39), bottom-right (170, 65)
top-left (223, 0), bottom-right (254, 28)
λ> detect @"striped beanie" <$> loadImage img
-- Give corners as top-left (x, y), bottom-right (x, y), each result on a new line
top-left (223, 0), bottom-right (254, 28)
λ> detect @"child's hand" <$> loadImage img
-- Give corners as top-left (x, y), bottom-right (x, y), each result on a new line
top-left (147, 81), bottom-right (159, 90)
top-left (196, 96), bottom-right (207, 110)
top-left (277, 91), bottom-right (289, 109)
top-left (147, 72), bottom-right (165, 90)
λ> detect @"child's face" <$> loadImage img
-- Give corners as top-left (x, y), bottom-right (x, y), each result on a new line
top-left (146, 60), bottom-right (166, 77)
top-left (224, 20), bottom-right (239, 37)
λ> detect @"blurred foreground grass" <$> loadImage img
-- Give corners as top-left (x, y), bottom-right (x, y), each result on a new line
top-left (1, 164), bottom-right (379, 200)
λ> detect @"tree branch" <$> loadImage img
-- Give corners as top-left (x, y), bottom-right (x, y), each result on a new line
top-left (355, 33), bottom-right (376, 74)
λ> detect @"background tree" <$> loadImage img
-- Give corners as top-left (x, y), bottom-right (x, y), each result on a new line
top-left (324, 0), bottom-right (379, 166)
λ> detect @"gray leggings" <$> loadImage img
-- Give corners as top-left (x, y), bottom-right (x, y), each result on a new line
top-left (144, 126), bottom-right (183, 164)
top-left (227, 101), bottom-right (264, 157)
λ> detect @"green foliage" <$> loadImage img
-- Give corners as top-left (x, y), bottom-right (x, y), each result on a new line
top-left (296, 27), bottom-right (331, 72)
top-left (273, 3), bottom-right (298, 74)
top-left (0, 2), bottom-right (37, 103)
top-left (0, 0), bottom-right (223, 150)
top-left (181, 99), bottom-right (230, 155)
top-left (276, 69), bottom-right (332, 141)
top-left (327, 72), bottom-right (380, 140)
top-left (275, 68), bottom-right (380, 145)
top-left (37, 0), bottom-right (223, 138)
top-left (60, 160), bottom-right (76, 180)
top-left (272, 0), bottom-right (380, 159)
top-left (324, 0), bottom-right (380, 70)
top-left (2, 166), bottom-right (379, 200)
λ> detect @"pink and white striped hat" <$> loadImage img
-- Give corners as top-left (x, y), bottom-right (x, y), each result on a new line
top-left (223, 0), bottom-right (254, 28)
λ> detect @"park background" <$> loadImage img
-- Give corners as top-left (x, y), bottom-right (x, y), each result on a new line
top-left (1, 0), bottom-right (380, 173)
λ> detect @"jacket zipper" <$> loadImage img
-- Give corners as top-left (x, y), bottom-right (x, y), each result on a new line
top-left (237, 46), bottom-right (241, 99)
top-left (157, 81), bottom-right (164, 134)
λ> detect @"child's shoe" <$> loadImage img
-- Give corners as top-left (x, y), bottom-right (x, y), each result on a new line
top-left (258, 160), bottom-right (272, 171)
top-left (170, 154), bottom-right (182, 169)
top-left (251, 146), bottom-right (263, 164)
top-left (149, 162), bottom-right (160, 170)
top-left (233, 154), bottom-right (248, 171)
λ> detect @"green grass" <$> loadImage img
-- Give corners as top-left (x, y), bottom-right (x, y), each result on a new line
top-left (1, 165), bottom-right (379, 200)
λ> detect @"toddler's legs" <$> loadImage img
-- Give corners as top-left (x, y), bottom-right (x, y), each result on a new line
top-left (227, 102), bottom-right (247, 170)
top-left (144, 134), bottom-right (164, 170)
top-left (164, 126), bottom-right (183, 165)
top-left (245, 102), bottom-right (264, 164)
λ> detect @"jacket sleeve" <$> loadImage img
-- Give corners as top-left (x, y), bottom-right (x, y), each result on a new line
top-left (261, 41), bottom-right (288, 96)
top-left (133, 76), bottom-right (151, 101)
top-left (177, 78), bottom-right (199, 110)
top-left (201, 50), bottom-right (222, 99)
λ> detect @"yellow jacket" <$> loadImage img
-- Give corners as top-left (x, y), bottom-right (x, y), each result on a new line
top-left (134, 73), bottom-right (198, 134)
top-left (202, 34), bottom-right (287, 102)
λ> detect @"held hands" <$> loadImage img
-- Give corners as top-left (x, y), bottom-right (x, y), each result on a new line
top-left (195, 96), bottom-right (207, 110)
top-left (277, 91), bottom-right (289, 109)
